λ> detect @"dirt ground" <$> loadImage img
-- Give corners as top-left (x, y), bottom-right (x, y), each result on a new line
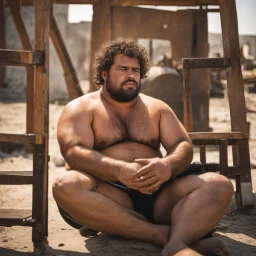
top-left (0, 92), bottom-right (256, 256)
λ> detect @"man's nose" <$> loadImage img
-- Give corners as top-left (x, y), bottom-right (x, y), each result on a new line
top-left (127, 68), bottom-right (135, 78)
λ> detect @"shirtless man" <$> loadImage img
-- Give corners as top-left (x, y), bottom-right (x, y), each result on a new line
top-left (52, 39), bottom-right (234, 256)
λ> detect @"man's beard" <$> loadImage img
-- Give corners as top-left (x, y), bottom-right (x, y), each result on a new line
top-left (106, 76), bottom-right (141, 102)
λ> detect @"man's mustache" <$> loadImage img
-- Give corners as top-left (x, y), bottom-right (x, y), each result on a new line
top-left (121, 78), bottom-right (138, 86)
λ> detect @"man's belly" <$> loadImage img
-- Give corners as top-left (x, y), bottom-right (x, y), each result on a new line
top-left (99, 141), bottom-right (162, 162)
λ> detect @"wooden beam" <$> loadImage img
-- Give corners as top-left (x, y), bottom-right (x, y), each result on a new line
top-left (50, 15), bottom-right (83, 99)
top-left (0, 0), bottom-right (5, 87)
top-left (32, 0), bottom-right (51, 246)
top-left (0, 133), bottom-right (44, 144)
top-left (0, 171), bottom-right (33, 185)
top-left (20, 0), bottom-right (218, 5)
top-left (20, 0), bottom-right (99, 5)
top-left (112, 0), bottom-right (219, 6)
top-left (183, 58), bottom-right (230, 69)
top-left (0, 49), bottom-right (43, 66)
top-left (189, 132), bottom-right (245, 140)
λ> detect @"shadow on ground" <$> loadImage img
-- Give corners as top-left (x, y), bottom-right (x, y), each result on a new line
top-left (0, 246), bottom-right (89, 256)
top-left (84, 234), bottom-right (161, 256)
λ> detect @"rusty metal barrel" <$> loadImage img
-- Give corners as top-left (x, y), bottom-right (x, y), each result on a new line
top-left (141, 66), bottom-right (184, 122)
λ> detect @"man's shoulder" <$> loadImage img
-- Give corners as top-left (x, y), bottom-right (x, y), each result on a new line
top-left (67, 91), bottom-right (100, 107)
top-left (62, 91), bottom-right (101, 116)
top-left (139, 93), bottom-right (169, 110)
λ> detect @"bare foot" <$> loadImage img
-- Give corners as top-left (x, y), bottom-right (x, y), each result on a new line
top-left (192, 237), bottom-right (230, 256)
top-left (173, 248), bottom-right (203, 256)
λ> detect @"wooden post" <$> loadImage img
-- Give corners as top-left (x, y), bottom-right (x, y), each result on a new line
top-left (50, 15), bottom-right (83, 99)
top-left (200, 145), bottom-right (206, 165)
top-left (7, 0), bottom-right (34, 134)
top-left (32, 0), bottom-right (51, 252)
top-left (183, 68), bottom-right (194, 132)
top-left (0, 0), bottom-right (5, 88)
top-left (219, 0), bottom-right (253, 208)
top-left (219, 139), bottom-right (228, 177)
top-left (89, 0), bottom-right (112, 92)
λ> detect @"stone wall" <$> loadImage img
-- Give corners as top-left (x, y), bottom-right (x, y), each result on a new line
top-left (0, 4), bottom-right (91, 102)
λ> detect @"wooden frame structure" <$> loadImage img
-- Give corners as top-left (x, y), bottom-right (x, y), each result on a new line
top-left (0, 0), bottom-right (52, 253)
top-left (0, 0), bottom-right (254, 253)
top-left (183, 0), bottom-right (254, 208)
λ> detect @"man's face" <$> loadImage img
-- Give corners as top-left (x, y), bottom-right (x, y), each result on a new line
top-left (104, 54), bottom-right (141, 102)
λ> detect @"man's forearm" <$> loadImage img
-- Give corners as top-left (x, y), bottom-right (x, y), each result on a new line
top-left (64, 145), bottom-right (127, 181)
top-left (163, 140), bottom-right (193, 177)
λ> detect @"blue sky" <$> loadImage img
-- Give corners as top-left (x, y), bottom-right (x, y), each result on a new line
top-left (68, 0), bottom-right (256, 35)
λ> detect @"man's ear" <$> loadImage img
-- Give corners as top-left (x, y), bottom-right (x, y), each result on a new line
top-left (101, 70), bottom-right (107, 82)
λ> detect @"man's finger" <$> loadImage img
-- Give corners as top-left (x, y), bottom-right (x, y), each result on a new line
top-left (135, 159), bottom-right (151, 164)
top-left (135, 173), bottom-right (155, 183)
top-left (147, 181), bottom-right (162, 192)
top-left (135, 164), bottom-right (153, 177)
top-left (136, 176), bottom-right (157, 188)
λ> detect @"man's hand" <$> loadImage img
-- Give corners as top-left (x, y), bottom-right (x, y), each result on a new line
top-left (134, 157), bottom-right (171, 194)
top-left (118, 162), bottom-right (143, 190)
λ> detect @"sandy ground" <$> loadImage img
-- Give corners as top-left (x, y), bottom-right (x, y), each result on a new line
top-left (0, 92), bottom-right (256, 256)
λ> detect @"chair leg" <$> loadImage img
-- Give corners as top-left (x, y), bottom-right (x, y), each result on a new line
top-left (219, 139), bottom-right (228, 177)
top-left (233, 144), bottom-right (254, 209)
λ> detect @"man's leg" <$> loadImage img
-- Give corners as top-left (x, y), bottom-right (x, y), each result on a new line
top-left (152, 172), bottom-right (234, 255)
top-left (52, 170), bottom-right (169, 246)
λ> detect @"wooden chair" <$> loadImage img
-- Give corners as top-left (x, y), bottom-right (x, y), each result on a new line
top-left (183, 0), bottom-right (254, 209)
top-left (0, 0), bottom-right (52, 253)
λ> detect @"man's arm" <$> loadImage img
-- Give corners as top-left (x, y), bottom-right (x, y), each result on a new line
top-left (57, 97), bottom-right (141, 189)
top-left (135, 102), bottom-right (193, 193)
top-left (159, 104), bottom-right (193, 177)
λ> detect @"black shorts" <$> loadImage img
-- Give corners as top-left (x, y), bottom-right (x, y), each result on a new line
top-left (58, 162), bottom-right (203, 228)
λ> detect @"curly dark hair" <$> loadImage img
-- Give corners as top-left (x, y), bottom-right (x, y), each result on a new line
top-left (93, 38), bottom-right (149, 87)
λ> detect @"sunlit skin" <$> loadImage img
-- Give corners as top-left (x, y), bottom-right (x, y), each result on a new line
top-left (52, 52), bottom-right (234, 256)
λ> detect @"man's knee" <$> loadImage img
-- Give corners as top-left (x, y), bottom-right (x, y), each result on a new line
top-left (52, 171), bottom-right (97, 201)
top-left (201, 172), bottom-right (234, 204)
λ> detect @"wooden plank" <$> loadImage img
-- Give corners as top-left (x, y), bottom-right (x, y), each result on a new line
top-left (192, 139), bottom-right (248, 146)
top-left (0, 133), bottom-right (43, 144)
top-left (21, 0), bottom-right (99, 4)
top-left (0, 209), bottom-right (32, 219)
top-left (0, 209), bottom-right (34, 226)
top-left (0, 171), bottom-right (33, 185)
top-left (0, 0), bottom-right (5, 88)
top-left (219, 139), bottom-right (228, 177)
top-left (112, 0), bottom-right (219, 6)
top-left (7, 0), bottom-right (34, 134)
top-left (0, 49), bottom-right (43, 66)
top-left (189, 132), bottom-right (245, 140)
top-left (12, 0), bottom-right (220, 6)
top-left (50, 16), bottom-right (83, 100)
top-left (183, 68), bottom-right (193, 132)
top-left (182, 58), bottom-right (230, 69)
top-left (33, 0), bottom-right (51, 244)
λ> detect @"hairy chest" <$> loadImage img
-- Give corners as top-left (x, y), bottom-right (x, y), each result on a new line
top-left (92, 107), bottom-right (160, 150)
